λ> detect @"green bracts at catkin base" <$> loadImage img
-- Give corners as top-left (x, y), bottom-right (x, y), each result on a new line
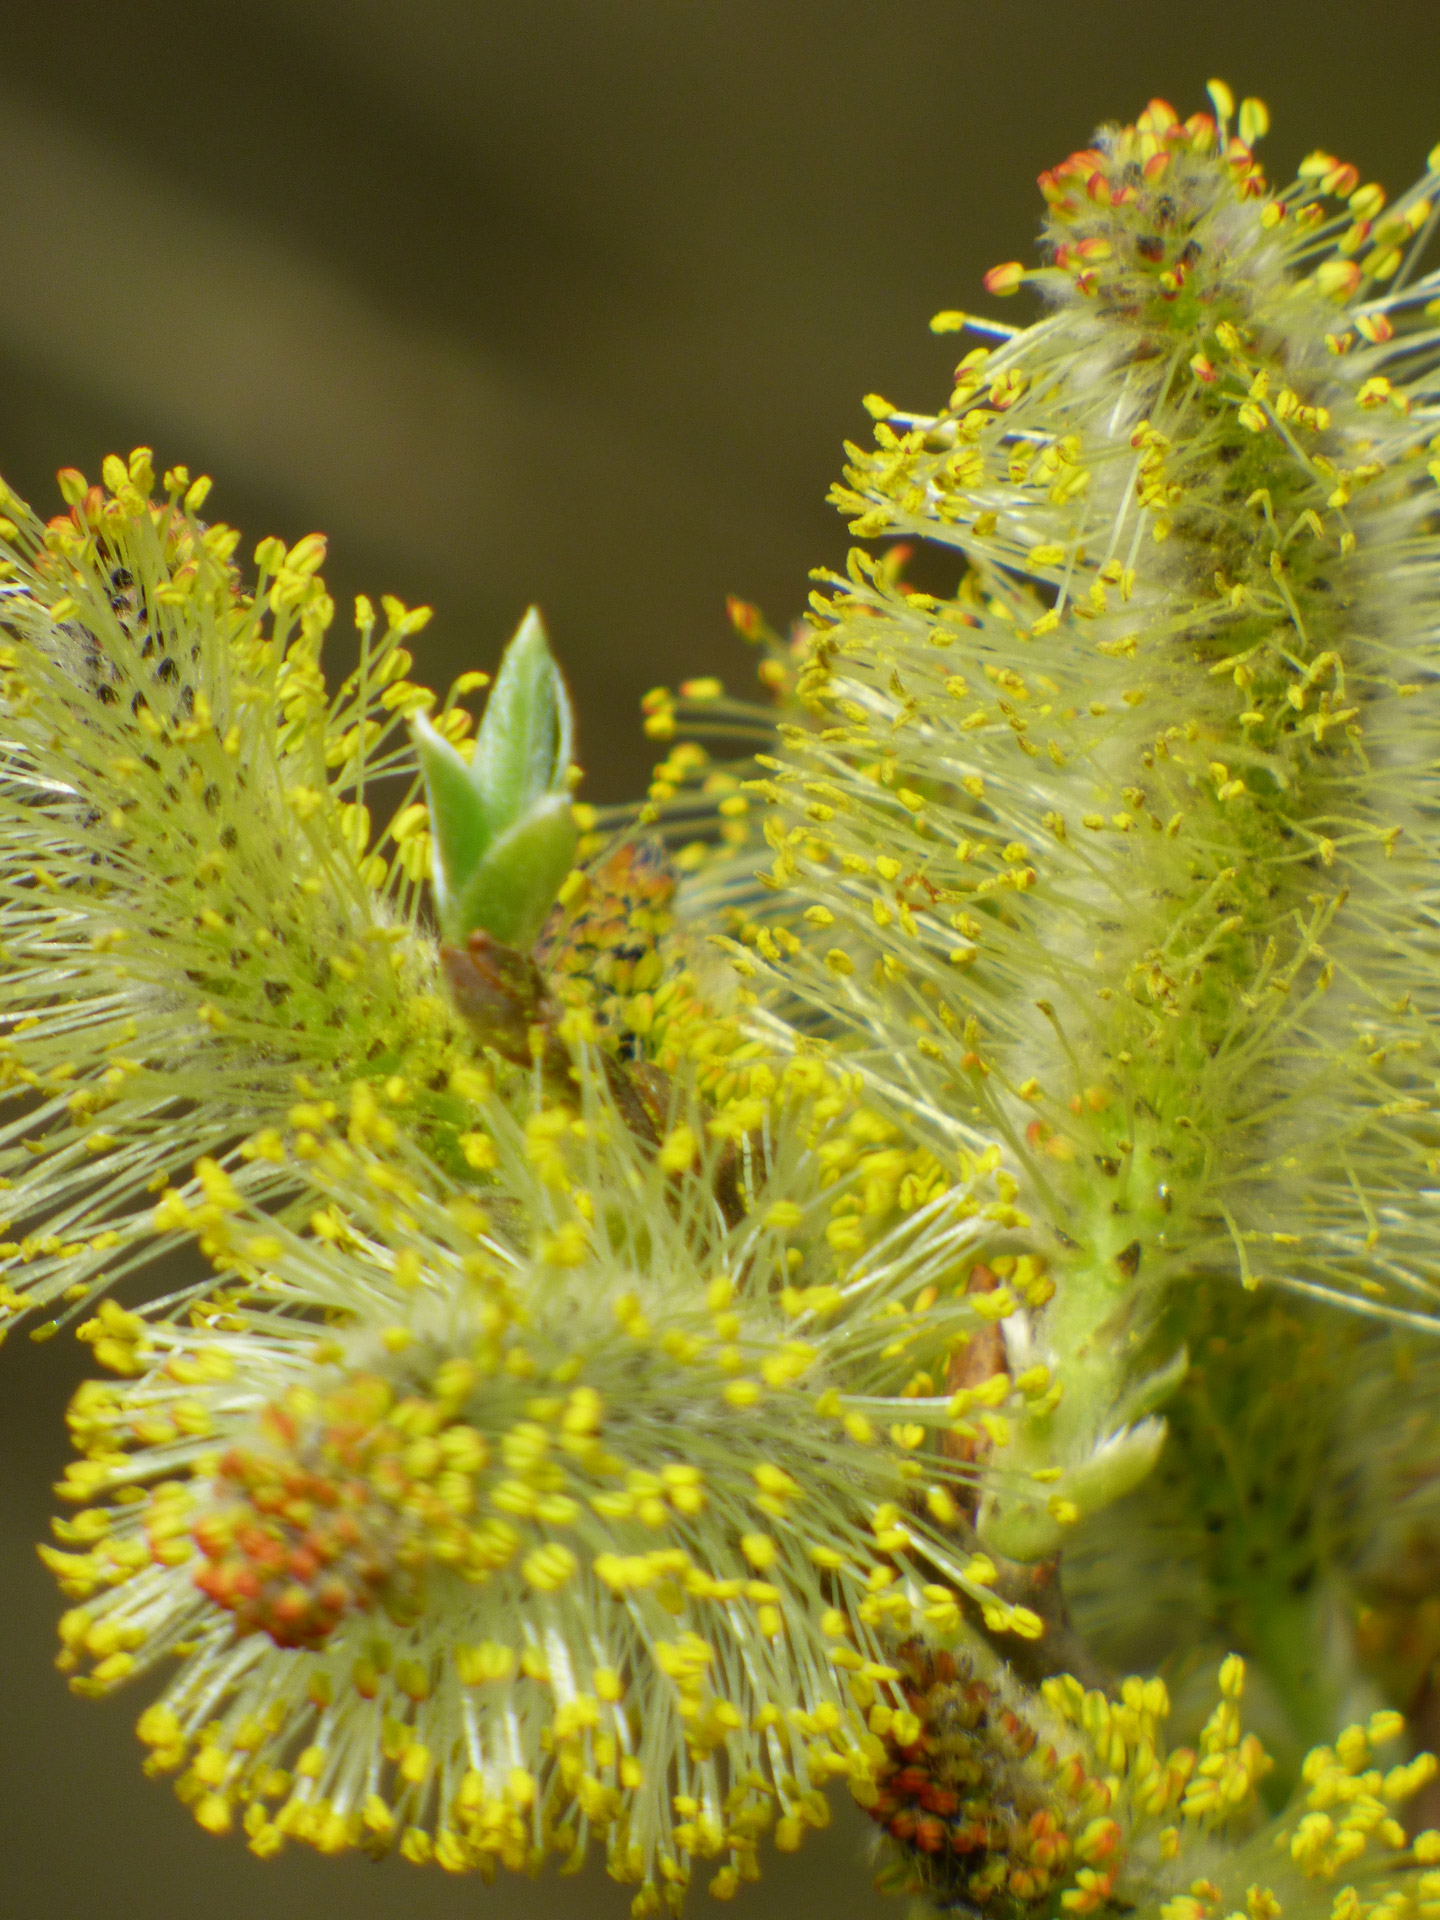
top-left (4, 77), bottom-right (1440, 1920)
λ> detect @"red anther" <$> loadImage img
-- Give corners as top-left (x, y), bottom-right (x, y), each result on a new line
top-left (726, 595), bottom-right (763, 640)
top-left (191, 1515), bottom-right (227, 1557)
top-left (1058, 149), bottom-right (1106, 179)
top-left (920, 1785), bottom-right (959, 1816)
top-left (235, 1523), bottom-right (281, 1564)
top-left (193, 1566), bottom-right (223, 1605)
top-left (270, 1584), bottom-right (311, 1625)
top-left (259, 1405), bottom-right (297, 1447)
top-left (231, 1563), bottom-right (263, 1601)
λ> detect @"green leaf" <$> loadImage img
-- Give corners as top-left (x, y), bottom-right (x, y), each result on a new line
top-left (447, 794), bottom-right (578, 951)
top-left (411, 608), bottom-right (578, 948)
top-left (469, 607), bottom-right (573, 840)
top-left (411, 714), bottom-right (492, 926)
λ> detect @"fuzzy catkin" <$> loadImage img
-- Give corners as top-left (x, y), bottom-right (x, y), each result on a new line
top-left (47, 1081), bottom-right (1009, 1895)
top-left (0, 460), bottom-right (478, 1327)
top-left (712, 92), bottom-right (1440, 1562)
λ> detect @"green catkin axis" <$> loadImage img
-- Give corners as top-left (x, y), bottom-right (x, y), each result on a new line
top-left (716, 91), bottom-right (1440, 1560)
top-left (1063, 1281), bottom-right (1440, 1789)
top-left (1063, 1287), bottom-right (1365, 1786)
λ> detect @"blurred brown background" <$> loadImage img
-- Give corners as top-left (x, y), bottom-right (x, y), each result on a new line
top-left (2, 2), bottom-right (1439, 1914)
